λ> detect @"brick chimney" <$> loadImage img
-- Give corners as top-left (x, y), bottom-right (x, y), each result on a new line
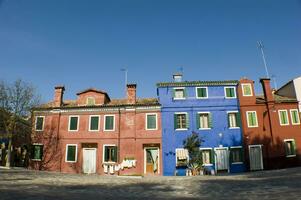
top-left (54, 85), bottom-right (65, 107)
top-left (127, 84), bottom-right (136, 104)
top-left (260, 78), bottom-right (274, 102)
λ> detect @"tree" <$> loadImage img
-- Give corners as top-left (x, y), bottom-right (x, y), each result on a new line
top-left (183, 132), bottom-right (203, 175)
top-left (0, 79), bottom-right (40, 167)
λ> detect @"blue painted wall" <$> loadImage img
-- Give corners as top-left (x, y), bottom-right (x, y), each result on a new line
top-left (158, 83), bottom-right (246, 176)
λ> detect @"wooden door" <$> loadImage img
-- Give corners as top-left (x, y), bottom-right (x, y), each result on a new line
top-left (215, 148), bottom-right (228, 171)
top-left (83, 148), bottom-right (96, 174)
top-left (249, 145), bottom-right (263, 171)
top-left (145, 148), bottom-right (158, 174)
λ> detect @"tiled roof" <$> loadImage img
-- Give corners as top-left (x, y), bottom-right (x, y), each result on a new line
top-left (156, 80), bottom-right (238, 87)
top-left (76, 88), bottom-right (108, 95)
top-left (256, 94), bottom-right (297, 103)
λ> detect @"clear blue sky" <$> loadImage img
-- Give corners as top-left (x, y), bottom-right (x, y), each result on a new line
top-left (1, 0), bottom-right (301, 103)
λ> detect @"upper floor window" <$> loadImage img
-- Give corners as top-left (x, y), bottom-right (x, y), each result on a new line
top-left (196, 87), bottom-right (208, 99)
top-left (197, 112), bottom-right (212, 129)
top-left (86, 97), bottom-right (95, 106)
top-left (146, 113), bottom-right (158, 130)
top-left (35, 116), bottom-right (44, 131)
top-left (228, 112), bottom-right (241, 128)
top-left (89, 115), bottom-right (100, 131)
top-left (246, 111), bottom-right (258, 127)
top-left (174, 113), bottom-right (189, 130)
top-left (68, 116), bottom-right (79, 131)
top-left (230, 147), bottom-right (243, 164)
top-left (278, 110), bottom-right (289, 126)
top-left (65, 144), bottom-right (77, 162)
top-left (224, 87), bottom-right (236, 99)
top-left (173, 88), bottom-right (186, 100)
top-left (241, 84), bottom-right (253, 96)
top-left (31, 144), bottom-right (43, 161)
top-left (290, 109), bottom-right (300, 125)
top-left (104, 115), bottom-right (115, 131)
top-left (284, 139), bottom-right (296, 157)
top-left (104, 145), bottom-right (117, 163)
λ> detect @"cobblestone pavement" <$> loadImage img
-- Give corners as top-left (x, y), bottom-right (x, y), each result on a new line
top-left (1, 167), bottom-right (301, 200)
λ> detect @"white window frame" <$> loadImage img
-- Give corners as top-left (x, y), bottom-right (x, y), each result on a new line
top-left (103, 115), bottom-right (115, 131)
top-left (246, 111), bottom-right (258, 128)
top-left (241, 83), bottom-right (253, 96)
top-left (195, 87), bottom-right (208, 99)
top-left (278, 110), bottom-right (290, 126)
top-left (103, 144), bottom-right (117, 164)
top-left (197, 112), bottom-right (211, 130)
top-left (173, 87), bottom-right (186, 100)
top-left (35, 116), bottom-right (45, 131)
top-left (230, 146), bottom-right (243, 164)
top-left (65, 144), bottom-right (78, 163)
top-left (175, 112), bottom-right (188, 131)
top-left (199, 147), bottom-right (213, 166)
top-left (31, 143), bottom-right (43, 161)
top-left (175, 148), bottom-right (189, 167)
top-left (290, 109), bottom-right (300, 125)
top-left (68, 116), bottom-right (79, 132)
top-left (224, 87), bottom-right (237, 99)
top-left (145, 113), bottom-right (158, 130)
top-left (89, 115), bottom-right (100, 131)
top-left (284, 139), bottom-right (296, 157)
top-left (86, 97), bottom-right (96, 105)
top-left (227, 111), bottom-right (240, 129)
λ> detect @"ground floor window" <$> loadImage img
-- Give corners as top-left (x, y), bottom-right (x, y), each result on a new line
top-left (31, 144), bottom-right (43, 160)
top-left (104, 145), bottom-right (117, 162)
top-left (284, 139), bottom-right (296, 157)
top-left (230, 147), bottom-right (243, 164)
top-left (200, 149), bottom-right (213, 165)
top-left (66, 144), bottom-right (77, 162)
top-left (176, 148), bottom-right (189, 166)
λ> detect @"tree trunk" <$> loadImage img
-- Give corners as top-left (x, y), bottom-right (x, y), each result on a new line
top-left (5, 138), bottom-right (12, 167)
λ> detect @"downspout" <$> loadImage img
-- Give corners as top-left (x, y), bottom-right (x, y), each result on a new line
top-left (57, 111), bottom-right (62, 172)
top-left (118, 107), bottom-right (121, 174)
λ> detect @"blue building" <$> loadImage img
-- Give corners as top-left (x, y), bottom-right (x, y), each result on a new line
top-left (157, 74), bottom-right (246, 176)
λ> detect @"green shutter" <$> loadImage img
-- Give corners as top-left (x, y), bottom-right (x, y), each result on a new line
top-left (67, 146), bottom-right (76, 161)
top-left (147, 115), bottom-right (156, 129)
top-left (236, 112), bottom-right (241, 127)
top-left (184, 88), bottom-right (187, 97)
top-left (186, 113), bottom-right (189, 129)
top-left (226, 88), bottom-right (230, 97)
top-left (292, 140), bottom-right (296, 155)
top-left (105, 147), bottom-right (109, 162)
top-left (70, 117), bottom-right (78, 130)
top-left (36, 117), bottom-right (44, 130)
top-left (208, 113), bottom-right (213, 128)
top-left (197, 88), bottom-right (201, 98)
top-left (284, 141), bottom-right (289, 156)
top-left (90, 116), bottom-right (99, 130)
top-left (196, 113), bottom-right (200, 129)
top-left (227, 113), bottom-right (231, 128)
top-left (174, 114), bottom-right (177, 129)
top-left (210, 149), bottom-right (215, 164)
top-left (105, 116), bottom-right (114, 130)
top-left (112, 146), bottom-right (117, 162)
top-left (172, 89), bottom-right (176, 98)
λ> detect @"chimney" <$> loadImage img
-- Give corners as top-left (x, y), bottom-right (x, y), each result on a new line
top-left (173, 73), bottom-right (183, 82)
top-left (127, 84), bottom-right (137, 104)
top-left (54, 85), bottom-right (65, 107)
top-left (260, 78), bottom-right (274, 102)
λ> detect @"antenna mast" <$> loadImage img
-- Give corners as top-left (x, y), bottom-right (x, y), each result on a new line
top-left (257, 41), bottom-right (270, 78)
top-left (121, 68), bottom-right (128, 96)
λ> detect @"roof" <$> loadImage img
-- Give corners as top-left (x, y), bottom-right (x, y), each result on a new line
top-left (256, 94), bottom-right (298, 103)
top-left (156, 80), bottom-right (239, 87)
top-left (76, 88), bottom-right (108, 95)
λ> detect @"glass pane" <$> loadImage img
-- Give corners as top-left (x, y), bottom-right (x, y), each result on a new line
top-left (147, 115), bottom-right (156, 129)
top-left (87, 97), bottom-right (95, 105)
top-left (200, 114), bottom-right (209, 128)
top-left (105, 116), bottom-right (114, 130)
top-left (243, 85), bottom-right (251, 95)
top-left (36, 117), bottom-right (44, 130)
top-left (69, 117), bottom-right (78, 130)
top-left (34, 145), bottom-right (42, 160)
top-left (174, 89), bottom-right (184, 98)
top-left (202, 150), bottom-right (211, 164)
top-left (197, 88), bottom-right (207, 98)
top-left (67, 146), bottom-right (76, 161)
top-left (90, 116), bottom-right (99, 130)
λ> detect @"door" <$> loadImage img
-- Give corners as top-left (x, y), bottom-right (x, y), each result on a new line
top-left (145, 148), bottom-right (159, 174)
top-left (215, 148), bottom-right (229, 171)
top-left (83, 148), bottom-right (96, 174)
top-left (249, 145), bottom-right (263, 171)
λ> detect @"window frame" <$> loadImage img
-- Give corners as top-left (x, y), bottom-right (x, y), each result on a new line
top-left (103, 144), bottom-right (117, 163)
top-left (230, 146), bottom-right (243, 164)
top-left (175, 148), bottom-right (189, 167)
top-left (145, 113), bottom-right (158, 130)
top-left (224, 87), bottom-right (237, 99)
top-left (65, 144), bottom-right (78, 163)
top-left (241, 83), bottom-right (253, 96)
top-left (284, 139), bottom-right (296, 157)
top-left (86, 97), bottom-right (96, 105)
top-left (89, 115), bottom-right (100, 132)
top-left (174, 112), bottom-right (189, 131)
top-left (103, 115), bottom-right (115, 132)
top-left (246, 111), bottom-right (258, 128)
top-left (227, 111), bottom-right (240, 129)
top-left (68, 116), bottom-right (79, 132)
top-left (35, 116), bottom-right (45, 131)
top-left (31, 143), bottom-right (43, 161)
top-left (197, 112), bottom-right (211, 130)
top-left (199, 147), bottom-right (213, 166)
top-left (173, 87), bottom-right (186, 100)
top-left (290, 109), bottom-right (300, 125)
top-left (278, 110), bottom-right (290, 126)
top-left (195, 87), bottom-right (208, 99)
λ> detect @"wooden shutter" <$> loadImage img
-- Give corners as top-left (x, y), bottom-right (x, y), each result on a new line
top-left (208, 113), bottom-right (213, 128)
top-left (196, 113), bottom-right (200, 129)
top-left (292, 140), bottom-right (296, 155)
top-left (174, 114), bottom-right (177, 129)
top-left (186, 113), bottom-right (189, 129)
top-left (184, 88), bottom-right (187, 98)
top-left (210, 149), bottom-right (215, 164)
top-left (112, 146), bottom-right (117, 162)
top-left (236, 112), bottom-right (241, 127)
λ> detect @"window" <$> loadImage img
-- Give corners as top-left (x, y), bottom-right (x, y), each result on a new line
top-left (196, 87), bottom-right (208, 99)
top-left (228, 112), bottom-right (241, 128)
top-left (87, 97), bottom-right (95, 105)
top-left (284, 139), bottom-right (296, 157)
top-left (242, 84), bottom-right (252, 96)
top-left (173, 88), bottom-right (186, 99)
top-left (104, 145), bottom-right (117, 163)
top-left (146, 113), bottom-right (157, 130)
top-left (290, 109), bottom-right (300, 125)
top-left (197, 112), bottom-right (212, 129)
top-left (31, 144), bottom-right (43, 160)
top-left (35, 116), bottom-right (44, 131)
top-left (104, 115), bottom-right (115, 131)
top-left (68, 116), bottom-right (79, 131)
top-left (246, 111), bottom-right (258, 127)
top-left (174, 113), bottom-right (189, 130)
top-left (200, 149), bottom-right (213, 165)
top-left (89, 115), bottom-right (100, 131)
top-left (65, 144), bottom-right (77, 162)
top-left (224, 87), bottom-right (236, 98)
top-left (278, 110), bottom-right (289, 126)
top-left (176, 148), bottom-right (189, 167)
top-left (230, 147), bottom-right (243, 163)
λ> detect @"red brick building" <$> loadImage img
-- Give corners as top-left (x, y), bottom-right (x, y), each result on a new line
top-left (31, 84), bottom-right (162, 176)
top-left (238, 78), bottom-right (301, 170)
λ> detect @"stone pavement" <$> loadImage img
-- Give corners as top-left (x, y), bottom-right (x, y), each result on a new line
top-left (0, 167), bottom-right (301, 200)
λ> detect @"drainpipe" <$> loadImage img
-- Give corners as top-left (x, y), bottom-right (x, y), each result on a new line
top-left (118, 108), bottom-right (121, 174)
top-left (57, 111), bottom-right (62, 172)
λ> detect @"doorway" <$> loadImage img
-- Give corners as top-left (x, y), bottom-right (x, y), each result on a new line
top-left (144, 147), bottom-right (159, 175)
top-left (249, 145), bottom-right (263, 171)
top-left (83, 148), bottom-right (97, 174)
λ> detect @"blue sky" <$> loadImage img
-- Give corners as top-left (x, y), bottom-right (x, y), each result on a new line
top-left (1, 0), bottom-right (301, 102)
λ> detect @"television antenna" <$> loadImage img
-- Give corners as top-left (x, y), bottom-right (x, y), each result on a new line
top-left (257, 41), bottom-right (270, 78)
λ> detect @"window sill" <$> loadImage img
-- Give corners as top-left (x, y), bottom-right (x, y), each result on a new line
top-left (35, 130), bottom-right (44, 132)
top-left (88, 130), bottom-right (100, 132)
top-left (229, 127), bottom-right (240, 129)
top-left (146, 128), bottom-right (158, 131)
top-left (247, 125), bottom-right (258, 128)
top-left (202, 164), bottom-right (213, 167)
top-left (66, 160), bottom-right (77, 163)
top-left (280, 124), bottom-right (290, 126)
top-left (173, 98), bottom-right (186, 100)
top-left (231, 162), bottom-right (243, 164)
top-left (225, 97), bottom-right (237, 99)
top-left (292, 123), bottom-right (301, 125)
top-left (68, 130), bottom-right (79, 132)
top-left (196, 97), bottom-right (208, 99)
top-left (103, 129), bottom-right (115, 132)
top-left (175, 129), bottom-right (188, 131)
top-left (286, 155), bottom-right (296, 158)
top-left (103, 161), bottom-right (117, 164)
top-left (31, 159), bottom-right (42, 161)
top-left (198, 128), bottom-right (211, 130)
